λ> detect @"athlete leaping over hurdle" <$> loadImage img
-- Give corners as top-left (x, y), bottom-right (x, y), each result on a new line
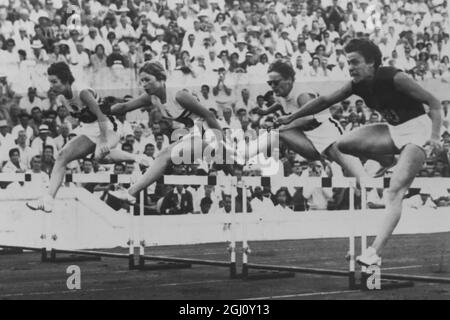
top-left (235, 59), bottom-right (369, 183)
top-left (107, 61), bottom-right (227, 204)
top-left (275, 39), bottom-right (442, 267)
top-left (26, 62), bottom-right (151, 213)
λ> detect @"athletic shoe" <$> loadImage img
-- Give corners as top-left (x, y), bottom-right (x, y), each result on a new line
top-left (108, 188), bottom-right (136, 205)
top-left (26, 195), bottom-right (54, 213)
top-left (356, 247), bottom-right (382, 267)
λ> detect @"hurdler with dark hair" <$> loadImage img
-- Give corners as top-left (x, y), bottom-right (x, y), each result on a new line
top-left (276, 39), bottom-right (442, 267)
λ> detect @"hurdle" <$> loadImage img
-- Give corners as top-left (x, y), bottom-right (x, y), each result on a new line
top-left (0, 173), bottom-right (138, 265)
top-left (239, 176), bottom-right (362, 285)
top-left (358, 177), bottom-right (450, 289)
top-left (138, 175), bottom-right (239, 278)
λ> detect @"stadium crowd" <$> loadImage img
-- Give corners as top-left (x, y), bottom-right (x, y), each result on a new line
top-left (1, 0), bottom-right (450, 213)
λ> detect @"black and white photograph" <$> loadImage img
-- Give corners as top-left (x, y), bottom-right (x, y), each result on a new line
top-left (0, 0), bottom-right (450, 303)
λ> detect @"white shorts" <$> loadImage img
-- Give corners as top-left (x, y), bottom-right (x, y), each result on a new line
top-left (305, 117), bottom-right (343, 154)
top-left (388, 114), bottom-right (432, 151)
top-left (73, 121), bottom-right (120, 145)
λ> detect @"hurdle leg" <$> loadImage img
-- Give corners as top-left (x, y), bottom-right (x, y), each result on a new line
top-left (358, 182), bottom-right (414, 290)
top-left (239, 179), bottom-right (294, 281)
top-left (134, 190), bottom-right (191, 271)
top-left (348, 184), bottom-right (357, 289)
top-left (46, 200), bottom-right (101, 263)
top-left (128, 200), bottom-right (135, 269)
top-left (229, 178), bottom-right (237, 279)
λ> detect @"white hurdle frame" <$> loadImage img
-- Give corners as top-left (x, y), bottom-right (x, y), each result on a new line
top-left (0, 173), bottom-right (134, 264)
top-left (358, 177), bottom-right (450, 285)
top-left (136, 175), bottom-right (238, 277)
top-left (240, 176), bottom-right (358, 286)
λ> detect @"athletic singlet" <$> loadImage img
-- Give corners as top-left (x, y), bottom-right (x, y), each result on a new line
top-left (59, 87), bottom-right (117, 130)
top-left (277, 90), bottom-right (332, 125)
top-left (351, 67), bottom-right (426, 126)
top-left (161, 88), bottom-right (201, 123)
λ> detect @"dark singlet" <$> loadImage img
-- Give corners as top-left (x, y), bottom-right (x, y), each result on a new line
top-left (351, 67), bottom-right (425, 126)
top-left (69, 94), bottom-right (118, 131)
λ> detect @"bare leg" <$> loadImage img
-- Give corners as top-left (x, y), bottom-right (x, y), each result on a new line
top-left (337, 124), bottom-right (398, 158)
top-left (279, 127), bottom-right (321, 160)
top-left (325, 143), bottom-right (370, 184)
top-left (337, 124), bottom-right (426, 255)
top-left (371, 144), bottom-right (426, 254)
top-left (127, 137), bottom-right (208, 198)
top-left (241, 126), bottom-right (321, 161)
top-left (49, 135), bottom-right (96, 199)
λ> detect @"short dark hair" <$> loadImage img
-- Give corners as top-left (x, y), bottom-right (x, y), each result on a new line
top-left (344, 38), bottom-right (382, 69)
top-left (47, 62), bottom-right (75, 85)
top-left (121, 142), bottom-right (133, 151)
top-left (43, 145), bottom-right (54, 152)
top-left (268, 59), bottom-right (295, 80)
top-left (200, 197), bottom-right (213, 206)
top-left (139, 61), bottom-right (167, 81)
top-left (9, 147), bottom-right (19, 157)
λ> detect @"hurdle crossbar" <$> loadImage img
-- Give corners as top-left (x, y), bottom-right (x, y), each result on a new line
top-left (51, 249), bottom-right (130, 260)
top-left (135, 175), bottom-right (237, 277)
top-left (240, 176), bottom-right (357, 283)
top-left (361, 177), bottom-right (450, 189)
top-left (378, 272), bottom-right (450, 284)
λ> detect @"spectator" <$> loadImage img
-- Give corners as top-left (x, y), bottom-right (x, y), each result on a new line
top-left (2, 147), bottom-right (26, 173)
top-left (302, 161), bottom-right (333, 210)
top-left (197, 84), bottom-right (217, 112)
top-left (160, 185), bottom-right (194, 214)
top-left (0, 119), bottom-right (14, 163)
top-left (30, 124), bottom-right (57, 156)
top-left (14, 130), bottom-right (35, 169)
top-left (71, 41), bottom-right (90, 68)
top-left (54, 122), bottom-right (71, 151)
top-left (30, 39), bottom-right (49, 63)
top-left (274, 187), bottom-right (294, 213)
top-left (199, 196), bottom-right (213, 214)
top-left (19, 87), bottom-right (44, 113)
top-left (83, 26), bottom-right (104, 53)
top-left (12, 110), bottom-right (33, 142)
top-left (41, 144), bottom-right (55, 175)
top-left (147, 122), bottom-right (170, 150)
top-left (106, 43), bottom-right (129, 68)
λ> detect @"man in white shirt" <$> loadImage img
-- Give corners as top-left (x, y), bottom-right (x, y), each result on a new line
top-left (83, 27), bottom-right (104, 53)
top-left (13, 9), bottom-right (34, 38)
top-left (15, 130), bottom-right (36, 169)
top-left (54, 123), bottom-right (71, 152)
top-left (14, 27), bottom-right (32, 57)
top-left (115, 15), bottom-right (137, 40)
top-left (276, 29), bottom-right (294, 58)
top-left (214, 32), bottom-right (235, 56)
top-left (19, 87), bottom-right (44, 114)
top-left (0, 119), bottom-right (15, 164)
top-left (71, 41), bottom-right (90, 68)
top-left (177, 7), bottom-right (194, 32)
top-left (12, 111), bottom-right (34, 143)
top-left (2, 147), bottom-right (26, 173)
top-left (30, 124), bottom-right (57, 156)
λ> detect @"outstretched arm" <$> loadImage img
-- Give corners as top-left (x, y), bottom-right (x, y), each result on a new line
top-left (258, 102), bottom-right (283, 115)
top-left (276, 82), bottom-right (353, 125)
top-left (175, 90), bottom-right (222, 132)
top-left (394, 72), bottom-right (442, 144)
top-left (109, 93), bottom-right (154, 115)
